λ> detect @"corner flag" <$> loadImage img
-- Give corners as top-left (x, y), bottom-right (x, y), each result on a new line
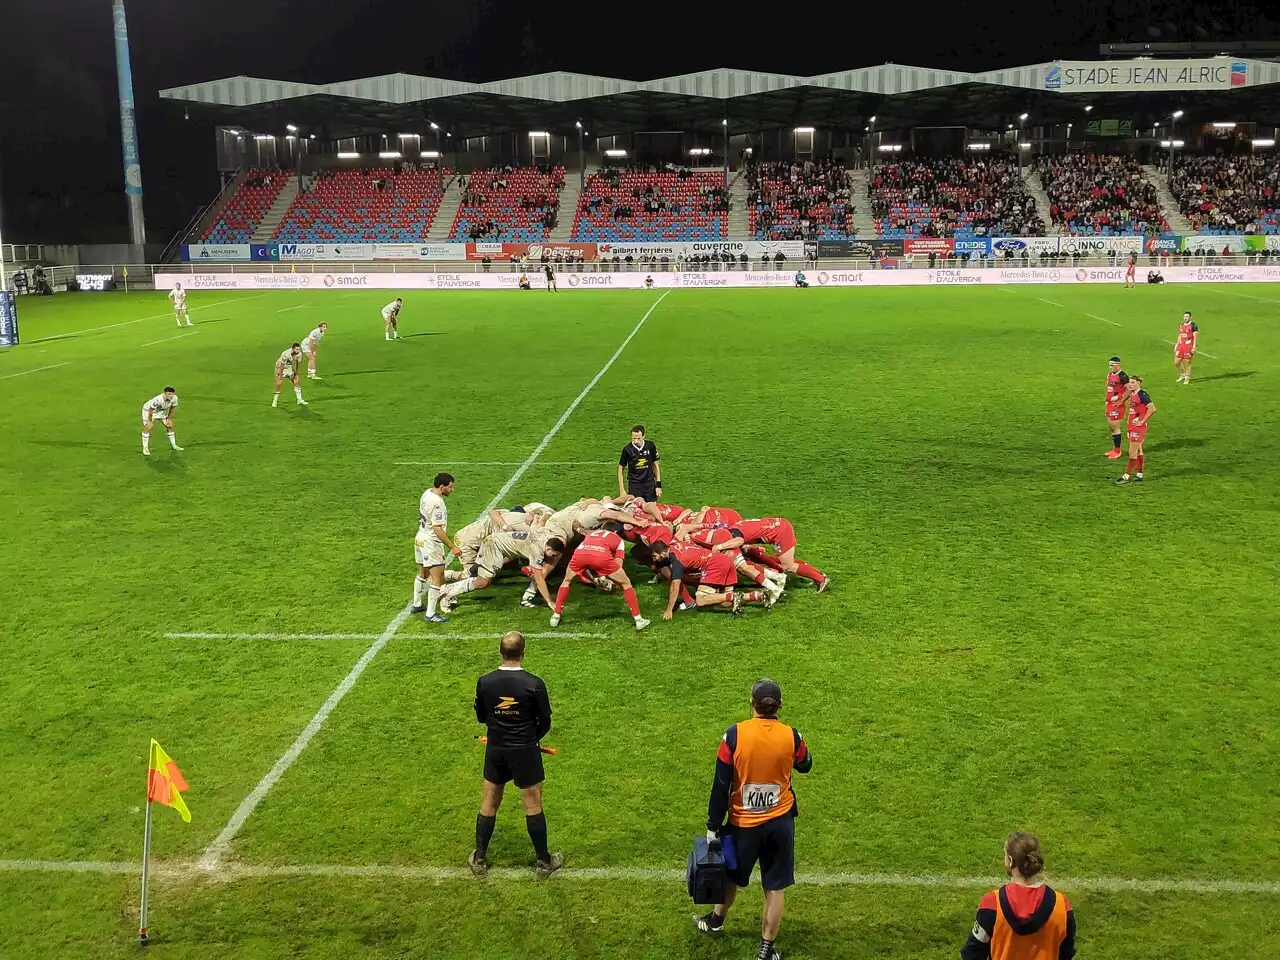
top-left (146, 739), bottom-right (190, 822)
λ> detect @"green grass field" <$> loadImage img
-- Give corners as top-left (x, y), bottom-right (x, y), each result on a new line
top-left (1, 284), bottom-right (1278, 959)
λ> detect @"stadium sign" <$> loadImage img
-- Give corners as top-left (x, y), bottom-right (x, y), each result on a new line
top-left (1060, 236), bottom-right (1143, 255)
top-left (593, 241), bottom-right (805, 259)
top-left (1181, 234), bottom-right (1250, 253)
top-left (990, 237), bottom-right (1061, 255)
top-left (1043, 59), bottom-right (1247, 93)
top-left (904, 238), bottom-right (955, 255)
top-left (1144, 235), bottom-right (1183, 254)
top-left (183, 244), bottom-right (252, 261)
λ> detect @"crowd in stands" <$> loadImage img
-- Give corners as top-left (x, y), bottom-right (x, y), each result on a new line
top-left (573, 165), bottom-right (726, 241)
top-left (275, 167), bottom-right (445, 243)
top-left (452, 164), bottom-right (565, 241)
top-left (1035, 154), bottom-right (1166, 235)
top-left (868, 156), bottom-right (1042, 238)
top-left (201, 167), bottom-right (288, 244)
top-left (1169, 154), bottom-right (1280, 234)
top-left (748, 158), bottom-right (853, 240)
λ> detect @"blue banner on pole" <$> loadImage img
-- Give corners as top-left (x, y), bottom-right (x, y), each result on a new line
top-left (0, 290), bottom-right (19, 347)
top-left (113, 1), bottom-right (143, 198)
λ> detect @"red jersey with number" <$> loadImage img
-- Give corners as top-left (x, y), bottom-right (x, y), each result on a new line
top-left (1105, 370), bottom-right (1130, 405)
top-left (574, 530), bottom-right (624, 562)
top-left (1178, 321), bottom-right (1198, 346)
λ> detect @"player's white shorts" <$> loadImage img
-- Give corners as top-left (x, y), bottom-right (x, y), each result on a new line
top-left (414, 534), bottom-right (446, 568)
top-left (301, 341), bottom-right (315, 356)
top-left (454, 523), bottom-right (485, 568)
top-left (140, 413), bottom-right (171, 428)
top-left (277, 363), bottom-right (296, 379)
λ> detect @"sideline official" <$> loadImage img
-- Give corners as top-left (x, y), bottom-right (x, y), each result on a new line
top-left (960, 832), bottom-right (1076, 960)
top-left (618, 424), bottom-right (662, 503)
top-left (470, 631), bottom-right (563, 879)
top-left (693, 679), bottom-right (812, 960)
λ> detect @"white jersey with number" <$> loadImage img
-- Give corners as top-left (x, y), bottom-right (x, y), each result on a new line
top-left (169, 288), bottom-right (187, 311)
top-left (141, 393), bottom-right (178, 421)
top-left (382, 301), bottom-right (401, 320)
top-left (418, 489), bottom-right (448, 541)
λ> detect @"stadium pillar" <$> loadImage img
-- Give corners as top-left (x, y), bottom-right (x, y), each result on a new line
top-left (576, 121), bottom-right (584, 191)
top-left (112, 0), bottom-right (147, 246)
top-left (722, 118), bottom-right (729, 183)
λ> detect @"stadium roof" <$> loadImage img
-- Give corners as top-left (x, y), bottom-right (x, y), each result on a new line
top-left (161, 61), bottom-right (1280, 138)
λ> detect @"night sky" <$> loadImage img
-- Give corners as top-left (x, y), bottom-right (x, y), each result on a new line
top-left (1, 0), bottom-right (1275, 244)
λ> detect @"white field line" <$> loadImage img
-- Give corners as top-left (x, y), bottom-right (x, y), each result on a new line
top-left (1223, 290), bottom-right (1280, 304)
top-left (166, 631), bottom-right (607, 641)
top-left (1162, 339), bottom-right (1218, 360)
top-left (1037, 297), bottom-right (1064, 307)
top-left (2, 858), bottom-right (1278, 895)
top-left (394, 461), bottom-right (615, 467)
top-left (198, 290), bottom-right (671, 869)
top-left (0, 361), bottom-right (72, 381)
top-left (277, 304), bottom-right (310, 312)
top-left (140, 330), bottom-right (199, 348)
top-left (1086, 312), bottom-right (1122, 326)
top-left (27, 295), bottom-right (265, 344)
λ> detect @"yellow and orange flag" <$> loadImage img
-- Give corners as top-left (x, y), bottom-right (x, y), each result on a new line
top-left (146, 739), bottom-right (191, 823)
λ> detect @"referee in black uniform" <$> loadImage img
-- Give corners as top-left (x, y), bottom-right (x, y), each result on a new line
top-left (470, 631), bottom-right (563, 878)
top-left (618, 424), bottom-right (662, 503)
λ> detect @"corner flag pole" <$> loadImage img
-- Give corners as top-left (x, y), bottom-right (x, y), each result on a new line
top-left (138, 792), bottom-right (154, 946)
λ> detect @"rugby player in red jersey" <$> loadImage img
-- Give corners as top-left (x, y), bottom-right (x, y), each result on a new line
top-left (1174, 311), bottom-right (1198, 384)
top-left (646, 528), bottom-right (772, 618)
top-left (1115, 377), bottom-right (1156, 485)
top-left (689, 526), bottom-right (786, 601)
top-left (1124, 251), bottom-right (1138, 288)
top-left (676, 505), bottom-right (743, 540)
top-left (1104, 356), bottom-right (1130, 460)
top-left (550, 525), bottom-right (650, 630)
top-left (713, 518), bottom-right (829, 591)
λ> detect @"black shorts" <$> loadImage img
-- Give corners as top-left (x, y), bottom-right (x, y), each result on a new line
top-left (628, 480), bottom-right (657, 503)
top-left (483, 742), bottom-right (545, 789)
top-left (726, 813), bottom-right (796, 891)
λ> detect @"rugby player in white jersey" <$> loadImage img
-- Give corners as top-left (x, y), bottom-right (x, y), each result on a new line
top-left (446, 504), bottom-right (552, 580)
top-left (521, 498), bottom-right (645, 605)
top-left (412, 473), bottom-right (459, 622)
top-left (272, 344), bottom-right (308, 407)
top-left (382, 298), bottom-right (403, 340)
top-left (140, 386), bottom-right (183, 456)
top-left (169, 283), bottom-right (193, 327)
top-left (301, 321), bottom-right (327, 379)
top-left (439, 527), bottom-right (566, 614)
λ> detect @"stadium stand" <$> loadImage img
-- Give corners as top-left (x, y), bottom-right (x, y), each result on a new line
top-left (449, 165), bottom-right (565, 241)
top-left (274, 166), bottom-right (445, 243)
top-left (1035, 154), bottom-right (1167, 235)
top-left (747, 158), bottom-right (854, 240)
top-left (571, 166), bottom-right (727, 241)
top-left (201, 169), bottom-right (288, 243)
top-left (1168, 154), bottom-right (1280, 234)
top-left (867, 155), bottom-right (1043, 239)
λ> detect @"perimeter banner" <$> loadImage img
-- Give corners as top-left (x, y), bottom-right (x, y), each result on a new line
top-left (593, 240), bottom-right (806, 259)
top-left (155, 265), bottom-right (1279, 291)
top-left (464, 242), bottom-right (598, 261)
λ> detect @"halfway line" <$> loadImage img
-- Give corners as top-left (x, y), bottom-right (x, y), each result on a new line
top-left (0, 361), bottom-right (72, 382)
top-left (198, 290), bottom-right (670, 868)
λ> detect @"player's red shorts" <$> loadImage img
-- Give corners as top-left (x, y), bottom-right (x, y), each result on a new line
top-left (697, 554), bottom-right (738, 591)
top-left (1127, 426), bottom-right (1147, 444)
top-left (1106, 403), bottom-right (1126, 423)
top-left (568, 553), bottom-right (621, 578)
top-left (1175, 345), bottom-right (1193, 359)
top-left (763, 519), bottom-right (798, 554)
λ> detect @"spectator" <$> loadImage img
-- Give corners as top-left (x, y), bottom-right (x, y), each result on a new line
top-left (1035, 154), bottom-right (1166, 235)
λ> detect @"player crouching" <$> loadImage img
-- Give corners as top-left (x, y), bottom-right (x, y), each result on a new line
top-left (647, 528), bottom-right (773, 618)
top-left (272, 344), bottom-right (308, 407)
top-left (382, 298), bottom-right (403, 340)
top-left (141, 386), bottom-right (182, 456)
top-left (551, 524), bottom-right (650, 631)
top-left (301, 322), bottom-right (327, 379)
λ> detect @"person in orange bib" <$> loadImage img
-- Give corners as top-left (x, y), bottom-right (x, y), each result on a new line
top-left (692, 679), bottom-right (813, 960)
top-left (960, 831), bottom-right (1076, 960)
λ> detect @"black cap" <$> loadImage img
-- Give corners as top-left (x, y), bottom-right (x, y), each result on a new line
top-left (1109, 356), bottom-right (1122, 363)
top-left (752, 678), bottom-right (782, 706)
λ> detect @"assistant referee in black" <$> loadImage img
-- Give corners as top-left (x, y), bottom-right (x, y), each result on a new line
top-left (470, 631), bottom-right (563, 879)
top-left (618, 424), bottom-right (662, 502)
